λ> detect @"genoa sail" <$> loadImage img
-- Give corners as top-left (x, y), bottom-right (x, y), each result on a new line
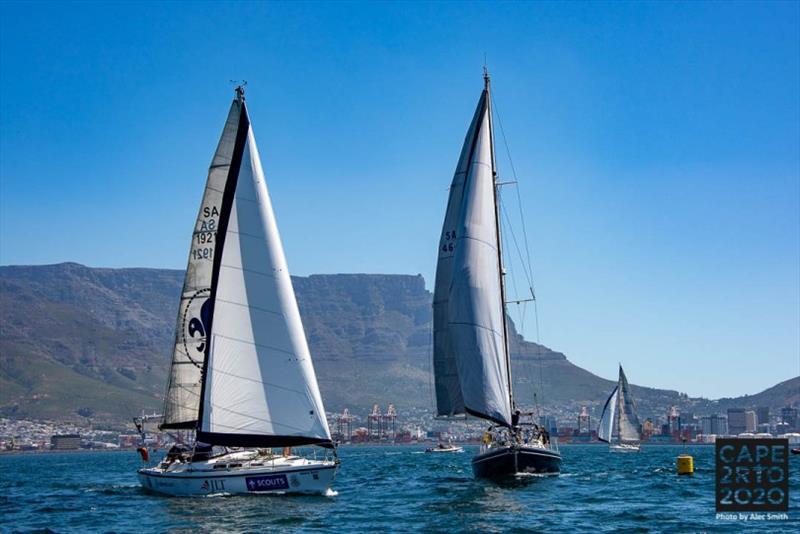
top-left (434, 84), bottom-right (512, 428)
top-left (161, 99), bottom-right (243, 430)
top-left (616, 366), bottom-right (641, 442)
top-left (195, 99), bottom-right (332, 448)
top-left (597, 386), bottom-right (619, 443)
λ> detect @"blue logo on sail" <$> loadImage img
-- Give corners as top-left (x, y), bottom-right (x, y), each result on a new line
top-left (246, 474), bottom-right (289, 491)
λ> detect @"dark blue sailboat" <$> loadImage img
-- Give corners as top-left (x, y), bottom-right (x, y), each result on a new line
top-left (432, 70), bottom-right (562, 479)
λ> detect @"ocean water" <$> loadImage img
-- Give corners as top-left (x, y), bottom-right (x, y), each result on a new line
top-left (1, 444), bottom-right (797, 533)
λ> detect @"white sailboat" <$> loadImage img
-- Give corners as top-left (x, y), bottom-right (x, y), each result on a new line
top-left (432, 70), bottom-right (561, 478)
top-left (598, 365), bottom-right (642, 453)
top-left (138, 86), bottom-right (338, 496)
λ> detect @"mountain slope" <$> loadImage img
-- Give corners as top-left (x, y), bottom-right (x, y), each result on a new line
top-left (0, 263), bottom-right (796, 423)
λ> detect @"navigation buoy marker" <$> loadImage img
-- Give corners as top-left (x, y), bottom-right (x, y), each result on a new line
top-left (677, 437), bottom-right (693, 475)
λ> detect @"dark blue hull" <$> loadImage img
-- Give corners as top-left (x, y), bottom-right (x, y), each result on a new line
top-left (471, 445), bottom-right (562, 479)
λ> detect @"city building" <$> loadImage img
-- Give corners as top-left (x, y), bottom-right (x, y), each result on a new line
top-left (744, 410), bottom-right (757, 433)
top-left (667, 406), bottom-right (681, 434)
top-left (577, 407), bottom-right (591, 434)
top-left (642, 418), bottom-right (655, 439)
top-left (701, 414), bottom-right (728, 436)
top-left (756, 406), bottom-right (770, 428)
top-left (781, 406), bottom-right (798, 431)
top-left (727, 408), bottom-right (747, 435)
top-left (50, 434), bottom-right (81, 450)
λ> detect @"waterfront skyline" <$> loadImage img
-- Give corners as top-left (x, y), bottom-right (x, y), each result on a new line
top-left (1, 1), bottom-right (798, 399)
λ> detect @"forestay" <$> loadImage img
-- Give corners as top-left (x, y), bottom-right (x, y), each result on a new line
top-left (196, 102), bottom-right (332, 448)
top-left (161, 100), bottom-right (242, 430)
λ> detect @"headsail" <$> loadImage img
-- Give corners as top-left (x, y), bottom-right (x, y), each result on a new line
top-left (597, 386), bottom-right (619, 443)
top-left (195, 98), bottom-right (332, 448)
top-left (434, 81), bottom-right (512, 428)
top-left (161, 99), bottom-right (242, 430)
top-left (616, 366), bottom-right (641, 442)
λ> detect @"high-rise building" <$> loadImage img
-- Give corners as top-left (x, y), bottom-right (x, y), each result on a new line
top-left (756, 407), bottom-right (770, 428)
top-left (700, 414), bottom-right (728, 436)
top-left (667, 406), bottom-right (681, 434)
top-left (781, 406), bottom-right (798, 431)
top-left (728, 408), bottom-right (747, 435)
top-left (744, 410), bottom-right (757, 433)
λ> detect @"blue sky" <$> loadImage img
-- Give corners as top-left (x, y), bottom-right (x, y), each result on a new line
top-left (1, 1), bottom-right (798, 399)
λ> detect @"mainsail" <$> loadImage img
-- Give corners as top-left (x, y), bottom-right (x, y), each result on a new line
top-left (597, 386), bottom-right (619, 443)
top-left (432, 90), bottom-right (488, 418)
top-left (433, 79), bottom-right (512, 428)
top-left (616, 366), bottom-right (641, 442)
top-left (195, 96), bottom-right (332, 448)
top-left (161, 99), bottom-right (242, 430)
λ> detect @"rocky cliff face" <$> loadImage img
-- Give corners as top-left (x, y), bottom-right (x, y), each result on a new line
top-left (1, 263), bottom-right (796, 423)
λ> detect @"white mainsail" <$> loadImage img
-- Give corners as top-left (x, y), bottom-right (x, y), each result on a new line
top-left (196, 100), bottom-right (331, 447)
top-left (161, 100), bottom-right (242, 429)
top-left (433, 82), bottom-right (512, 427)
top-left (597, 386), bottom-right (619, 443)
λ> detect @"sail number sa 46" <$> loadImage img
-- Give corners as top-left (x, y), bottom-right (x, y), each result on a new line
top-left (441, 230), bottom-right (456, 253)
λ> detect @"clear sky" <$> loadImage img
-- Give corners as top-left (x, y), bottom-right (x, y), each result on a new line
top-left (1, 1), bottom-right (798, 399)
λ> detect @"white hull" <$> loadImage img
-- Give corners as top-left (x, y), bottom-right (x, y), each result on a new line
top-left (609, 443), bottom-right (640, 453)
top-left (138, 452), bottom-right (337, 496)
top-left (426, 446), bottom-right (464, 453)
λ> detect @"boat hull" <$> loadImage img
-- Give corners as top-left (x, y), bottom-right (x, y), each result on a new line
top-left (472, 445), bottom-right (561, 478)
top-left (138, 460), bottom-right (337, 496)
top-left (609, 443), bottom-right (640, 453)
top-left (426, 446), bottom-right (464, 453)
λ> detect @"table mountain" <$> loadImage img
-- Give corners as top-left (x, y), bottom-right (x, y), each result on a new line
top-left (1, 263), bottom-right (796, 424)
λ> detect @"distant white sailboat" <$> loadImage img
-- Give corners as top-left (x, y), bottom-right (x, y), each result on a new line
top-left (432, 70), bottom-right (561, 478)
top-left (138, 86), bottom-right (337, 496)
top-left (598, 365), bottom-right (642, 453)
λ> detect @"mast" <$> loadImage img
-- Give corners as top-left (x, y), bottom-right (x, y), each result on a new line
top-left (485, 68), bottom-right (515, 413)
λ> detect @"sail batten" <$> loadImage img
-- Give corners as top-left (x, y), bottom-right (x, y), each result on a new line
top-left (196, 102), bottom-right (331, 447)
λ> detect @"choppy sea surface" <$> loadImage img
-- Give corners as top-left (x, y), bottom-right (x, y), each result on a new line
top-left (1, 444), bottom-right (797, 533)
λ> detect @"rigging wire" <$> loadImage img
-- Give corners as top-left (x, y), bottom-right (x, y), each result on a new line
top-left (491, 89), bottom-right (547, 421)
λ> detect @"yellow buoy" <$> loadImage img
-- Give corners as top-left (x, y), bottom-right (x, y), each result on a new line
top-left (677, 454), bottom-right (694, 475)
